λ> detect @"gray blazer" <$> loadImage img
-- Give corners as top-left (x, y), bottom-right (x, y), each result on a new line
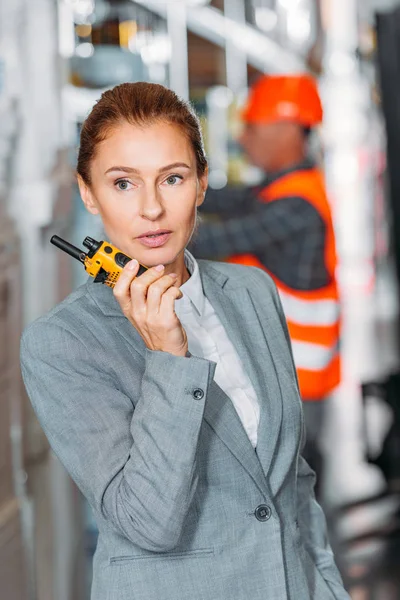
top-left (20, 260), bottom-right (349, 600)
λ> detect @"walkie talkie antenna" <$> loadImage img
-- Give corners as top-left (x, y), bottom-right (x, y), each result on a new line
top-left (50, 235), bottom-right (86, 263)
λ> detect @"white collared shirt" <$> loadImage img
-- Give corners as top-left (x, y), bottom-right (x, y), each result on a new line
top-left (175, 251), bottom-right (260, 448)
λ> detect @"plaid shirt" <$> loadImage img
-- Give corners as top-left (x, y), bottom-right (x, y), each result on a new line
top-left (189, 162), bottom-right (330, 291)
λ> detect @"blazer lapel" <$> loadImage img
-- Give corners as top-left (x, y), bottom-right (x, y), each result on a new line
top-left (241, 291), bottom-right (285, 478)
top-left (200, 265), bottom-right (283, 480)
top-left (205, 380), bottom-right (268, 496)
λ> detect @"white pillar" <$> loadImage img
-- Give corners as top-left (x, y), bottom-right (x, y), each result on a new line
top-left (224, 0), bottom-right (248, 94)
top-left (167, 1), bottom-right (189, 100)
top-left (321, 0), bottom-right (393, 502)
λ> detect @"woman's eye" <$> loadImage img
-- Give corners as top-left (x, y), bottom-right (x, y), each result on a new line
top-left (116, 180), bottom-right (131, 191)
top-left (164, 175), bottom-right (183, 186)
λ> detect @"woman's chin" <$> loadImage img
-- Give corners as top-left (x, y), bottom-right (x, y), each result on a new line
top-left (134, 245), bottom-right (185, 269)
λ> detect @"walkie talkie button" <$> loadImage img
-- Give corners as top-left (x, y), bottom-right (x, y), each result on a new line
top-left (104, 246), bottom-right (113, 254)
top-left (115, 252), bottom-right (131, 268)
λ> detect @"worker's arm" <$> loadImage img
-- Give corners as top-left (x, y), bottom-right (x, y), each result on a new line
top-left (190, 196), bottom-right (330, 291)
top-left (199, 185), bottom-right (259, 216)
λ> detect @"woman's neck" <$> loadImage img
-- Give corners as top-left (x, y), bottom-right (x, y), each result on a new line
top-left (164, 252), bottom-right (190, 287)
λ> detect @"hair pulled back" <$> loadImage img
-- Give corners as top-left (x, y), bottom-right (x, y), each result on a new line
top-left (77, 82), bottom-right (208, 185)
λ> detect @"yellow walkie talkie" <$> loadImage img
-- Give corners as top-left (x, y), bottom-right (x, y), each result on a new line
top-left (51, 235), bottom-right (147, 288)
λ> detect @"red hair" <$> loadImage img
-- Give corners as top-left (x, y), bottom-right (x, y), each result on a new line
top-left (77, 82), bottom-right (208, 184)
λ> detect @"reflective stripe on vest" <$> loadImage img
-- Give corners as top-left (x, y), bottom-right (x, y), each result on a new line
top-left (278, 289), bottom-right (339, 327)
top-left (291, 340), bottom-right (339, 372)
top-left (297, 354), bottom-right (340, 401)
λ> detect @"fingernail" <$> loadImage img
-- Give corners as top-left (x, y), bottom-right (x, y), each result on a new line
top-left (169, 273), bottom-right (178, 279)
top-left (155, 264), bottom-right (164, 272)
top-left (128, 259), bottom-right (138, 270)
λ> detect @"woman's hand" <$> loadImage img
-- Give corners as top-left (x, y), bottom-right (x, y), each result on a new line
top-left (113, 260), bottom-right (188, 357)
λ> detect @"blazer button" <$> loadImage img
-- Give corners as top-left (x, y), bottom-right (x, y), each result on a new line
top-left (192, 388), bottom-right (204, 400)
top-left (255, 504), bottom-right (272, 522)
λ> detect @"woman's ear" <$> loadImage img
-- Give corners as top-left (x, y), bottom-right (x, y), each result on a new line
top-left (196, 167), bottom-right (208, 208)
top-left (77, 174), bottom-right (99, 215)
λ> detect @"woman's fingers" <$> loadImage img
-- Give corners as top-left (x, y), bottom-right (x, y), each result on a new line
top-left (159, 285), bottom-right (183, 319)
top-left (113, 259), bottom-right (140, 312)
top-left (129, 264), bottom-right (166, 310)
top-left (115, 262), bottom-right (167, 316)
top-left (158, 287), bottom-right (187, 355)
top-left (115, 261), bottom-right (179, 318)
top-left (146, 273), bottom-right (179, 315)
top-left (113, 259), bottom-right (187, 356)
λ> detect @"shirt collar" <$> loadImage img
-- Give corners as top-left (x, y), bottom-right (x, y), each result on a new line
top-left (178, 249), bottom-right (205, 317)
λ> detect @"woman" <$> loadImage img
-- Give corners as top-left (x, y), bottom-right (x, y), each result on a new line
top-left (20, 82), bottom-right (349, 600)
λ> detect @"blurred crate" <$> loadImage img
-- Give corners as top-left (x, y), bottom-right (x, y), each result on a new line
top-left (0, 499), bottom-right (27, 600)
top-left (0, 384), bottom-right (14, 509)
top-left (0, 215), bottom-right (27, 599)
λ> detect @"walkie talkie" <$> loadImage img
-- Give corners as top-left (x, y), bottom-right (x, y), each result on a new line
top-left (51, 235), bottom-right (147, 288)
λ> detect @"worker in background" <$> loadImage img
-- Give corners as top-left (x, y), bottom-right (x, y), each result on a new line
top-left (189, 74), bottom-right (340, 496)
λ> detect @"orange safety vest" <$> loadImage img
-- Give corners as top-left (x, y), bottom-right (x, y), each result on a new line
top-left (228, 167), bottom-right (340, 401)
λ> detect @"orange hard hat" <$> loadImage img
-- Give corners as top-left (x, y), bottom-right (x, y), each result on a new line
top-left (241, 74), bottom-right (323, 127)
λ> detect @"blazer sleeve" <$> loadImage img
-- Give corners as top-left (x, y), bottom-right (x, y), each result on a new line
top-left (250, 267), bottom-right (349, 599)
top-left (20, 320), bottom-right (216, 552)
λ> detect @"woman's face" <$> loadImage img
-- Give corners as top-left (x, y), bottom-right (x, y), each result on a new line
top-left (78, 120), bottom-right (208, 273)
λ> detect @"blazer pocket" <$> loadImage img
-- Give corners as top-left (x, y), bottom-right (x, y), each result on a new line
top-left (110, 548), bottom-right (214, 565)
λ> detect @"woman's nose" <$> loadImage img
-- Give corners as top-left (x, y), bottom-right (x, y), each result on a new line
top-left (139, 188), bottom-right (164, 220)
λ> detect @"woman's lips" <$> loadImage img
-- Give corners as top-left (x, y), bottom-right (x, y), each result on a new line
top-left (137, 232), bottom-right (172, 248)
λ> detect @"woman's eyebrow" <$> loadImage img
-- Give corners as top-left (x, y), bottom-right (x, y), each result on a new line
top-left (105, 166), bottom-right (139, 175)
top-left (104, 162), bottom-right (191, 175)
top-left (158, 162), bottom-right (191, 173)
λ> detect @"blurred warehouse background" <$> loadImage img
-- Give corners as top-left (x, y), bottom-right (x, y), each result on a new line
top-left (2, 0), bottom-right (400, 598)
